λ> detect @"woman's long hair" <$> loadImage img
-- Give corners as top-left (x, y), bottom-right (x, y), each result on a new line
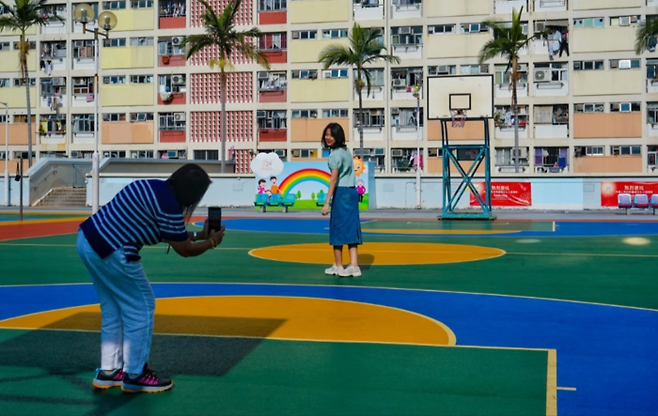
top-left (167, 163), bottom-right (212, 222)
top-left (321, 122), bottom-right (347, 149)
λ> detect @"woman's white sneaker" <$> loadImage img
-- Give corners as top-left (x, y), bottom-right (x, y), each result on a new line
top-left (325, 265), bottom-right (344, 275)
top-left (338, 266), bottom-right (361, 277)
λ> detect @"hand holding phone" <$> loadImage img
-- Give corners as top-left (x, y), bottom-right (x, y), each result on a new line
top-left (208, 207), bottom-right (222, 232)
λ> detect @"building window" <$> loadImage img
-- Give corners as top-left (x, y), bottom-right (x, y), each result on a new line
top-left (103, 1), bottom-right (127, 9)
top-left (460, 64), bottom-right (488, 74)
top-left (391, 67), bottom-right (422, 88)
top-left (322, 29), bottom-right (348, 39)
top-left (609, 16), bottom-right (640, 26)
top-left (72, 40), bottom-right (95, 59)
top-left (292, 149), bottom-right (317, 158)
top-left (535, 62), bottom-right (568, 82)
top-left (131, 0), bottom-right (153, 8)
top-left (391, 26), bottom-right (423, 45)
top-left (130, 75), bottom-right (154, 84)
top-left (460, 23), bottom-right (488, 33)
top-left (610, 102), bottom-right (641, 112)
top-left (103, 38), bottom-right (127, 47)
top-left (291, 69), bottom-right (317, 79)
top-left (392, 107), bottom-right (422, 127)
top-left (322, 109), bottom-right (349, 118)
top-left (573, 17), bottom-right (604, 28)
top-left (573, 60), bottom-right (604, 71)
top-left (130, 112), bottom-right (154, 121)
top-left (159, 0), bottom-right (185, 17)
top-left (574, 103), bottom-right (604, 113)
top-left (73, 115), bottom-right (95, 134)
top-left (159, 112), bottom-right (186, 130)
top-left (158, 37), bottom-right (185, 56)
top-left (495, 63), bottom-right (527, 87)
top-left (610, 59), bottom-right (640, 70)
top-left (257, 110), bottom-right (287, 129)
top-left (428, 65), bottom-right (456, 75)
top-left (131, 150), bottom-right (154, 158)
top-left (258, 0), bottom-right (286, 11)
top-left (259, 33), bottom-right (287, 50)
top-left (354, 109), bottom-right (384, 128)
top-left (494, 106), bottom-right (528, 128)
top-left (428, 24), bottom-right (455, 34)
top-left (323, 69), bottom-right (348, 79)
top-left (495, 147), bottom-right (530, 166)
top-left (291, 30), bottom-right (317, 40)
top-left (534, 104), bottom-right (568, 125)
top-left (610, 145), bottom-right (641, 156)
top-left (102, 75), bottom-right (126, 84)
top-left (13, 78), bottom-right (36, 87)
top-left (258, 71), bottom-right (287, 91)
top-left (291, 110), bottom-right (317, 119)
top-left (194, 150), bottom-right (219, 160)
top-left (102, 113), bottom-right (127, 122)
top-left (102, 151), bottom-right (126, 158)
top-left (130, 37), bottom-right (154, 47)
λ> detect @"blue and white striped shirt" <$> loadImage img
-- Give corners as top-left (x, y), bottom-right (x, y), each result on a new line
top-left (80, 179), bottom-right (188, 261)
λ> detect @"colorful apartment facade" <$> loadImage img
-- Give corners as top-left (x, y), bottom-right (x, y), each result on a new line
top-left (0, 0), bottom-right (657, 175)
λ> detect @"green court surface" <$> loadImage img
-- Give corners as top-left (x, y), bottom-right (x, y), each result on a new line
top-left (0, 328), bottom-right (548, 416)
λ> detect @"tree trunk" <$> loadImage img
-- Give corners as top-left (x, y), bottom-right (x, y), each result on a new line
top-left (220, 71), bottom-right (227, 173)
top-left (21, 35), bottom-right (33, 168)
top-left (512, 58), bottom-right (519, 174)
top-left (357, 84), bottom-right (364, 160)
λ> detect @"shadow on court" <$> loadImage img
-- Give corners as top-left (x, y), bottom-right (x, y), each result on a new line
top-left (0, 313), bottom-right (286, 415)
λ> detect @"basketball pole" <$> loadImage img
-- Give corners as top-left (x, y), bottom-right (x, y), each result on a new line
top-left (413, 86), bottom-right (421, 209)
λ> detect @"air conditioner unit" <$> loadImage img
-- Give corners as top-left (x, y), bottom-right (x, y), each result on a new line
top-left (171, 75), bottom-right (185, 85)
top-left (258, 71), bottom-right (270, 80)
top-left (393, 79), bottom-right (407, 87)
top-left (174, 112), bottom-right (186, 122)
top-left (391, 149), bottom-right (404, 157)
top-left (437, 65), bottom-right (449, 74)
top-left (534, 69), bottom-right (551, 83)
top-left (391, 108), bottom-right (400, 115)
top-left (399, 27), bottom-right (411, 35)
top-left (171, 36), bottom-right (184, 45)
top-left (323, 70), bottom-right (332, 78)
top-left (52, 77), bottom-right (65, 86)
top-left (74, 78), bottom-right (88, 86)
top-left (428, 26), bottom-right (435, 34)
top-left (292, 149), bottom-right (300, 157)
top-left (619, 16), bottom-right (631, 26)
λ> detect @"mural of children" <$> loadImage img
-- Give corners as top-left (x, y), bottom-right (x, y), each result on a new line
top-left (356, 180), bottom-right (366, 203)
top-left (269, 176), bottom-right (280, 194)
top-left (257, 179), bottom-right (267, 194)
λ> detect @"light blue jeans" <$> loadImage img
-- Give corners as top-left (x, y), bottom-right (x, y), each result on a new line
top-left (77, 230), bottom-right (155, 375)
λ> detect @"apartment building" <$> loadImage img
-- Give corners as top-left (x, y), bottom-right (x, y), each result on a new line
top-left (0, 0), bottom-right (656, 175)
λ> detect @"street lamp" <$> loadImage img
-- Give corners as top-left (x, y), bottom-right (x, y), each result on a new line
top-left (0, 102), bottom-right (8, 207)
top-left (412, 86), bottom-right (422, 210)
top-left (73, 4), bottom-right (117, 214)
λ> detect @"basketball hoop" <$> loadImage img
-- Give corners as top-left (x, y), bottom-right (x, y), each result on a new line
top-left (451, 109), bottom-right (467, 128)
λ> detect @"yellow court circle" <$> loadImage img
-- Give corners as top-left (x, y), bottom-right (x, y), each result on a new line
top-left (0, 296), bottom-right (455, 346)
top-left (249, 242), bottom-right (506, 265)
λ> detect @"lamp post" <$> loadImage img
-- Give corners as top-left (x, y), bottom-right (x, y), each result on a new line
top-left (412, 86), bottom-right (421, 210)
top-left (1, 102), bottom-right (8, 206)
top-left (73, 4), bottom-right (117, 214)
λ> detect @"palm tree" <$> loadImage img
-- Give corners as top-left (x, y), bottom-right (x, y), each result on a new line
top-left (318, 23), bottom-right (399, 159)
top-left (182, 0), bottom-right (269, 173)
top-left (478, 6), bottom-right (543, 173)
top-left (0, 0), bottom-right (61, 167)
top-left (635, 16), bottom-right (658, 54)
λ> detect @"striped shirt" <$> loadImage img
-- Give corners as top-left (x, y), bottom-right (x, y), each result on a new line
top-left (80, 179), bottom-right (188, 261)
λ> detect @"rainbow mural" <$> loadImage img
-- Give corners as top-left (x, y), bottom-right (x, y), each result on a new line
top-left (278, 168), bottom-right (331, 197)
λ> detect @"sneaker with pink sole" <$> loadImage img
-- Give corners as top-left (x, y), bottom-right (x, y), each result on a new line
top-left (121, 364), bottom-right (173, 393)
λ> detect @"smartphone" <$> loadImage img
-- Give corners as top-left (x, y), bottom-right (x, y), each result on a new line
top-left (208, 207), bottom-right (222, 232)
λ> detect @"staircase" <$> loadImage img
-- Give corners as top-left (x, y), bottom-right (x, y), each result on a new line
top-left (35, 187), bottom-right (87, 208)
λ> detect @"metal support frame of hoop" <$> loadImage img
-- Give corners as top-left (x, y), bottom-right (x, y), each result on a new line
top-left (439, 114), bottom-right (495, 221)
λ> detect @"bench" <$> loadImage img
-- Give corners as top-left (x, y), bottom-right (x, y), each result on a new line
top-left (618, 193), bottom-right (654, 215)
top-left (281, 194), bottom-right (296, 213)
top-left (254, 193), bottom-right (282, 212)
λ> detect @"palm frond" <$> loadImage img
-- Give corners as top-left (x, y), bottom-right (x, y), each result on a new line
top-left (635, 18), bottom-right (658, 54)
top-left (318, 44), bottom-right (355, 69)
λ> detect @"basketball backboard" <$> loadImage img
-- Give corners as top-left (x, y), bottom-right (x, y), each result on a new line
top-left (426, 74), bottom-right (494, 120)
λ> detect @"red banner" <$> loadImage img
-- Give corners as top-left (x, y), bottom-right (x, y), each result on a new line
top-left (469, 182), bottom-right (532, 207)
top-left (601, 181), bottom-right (658, 207)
